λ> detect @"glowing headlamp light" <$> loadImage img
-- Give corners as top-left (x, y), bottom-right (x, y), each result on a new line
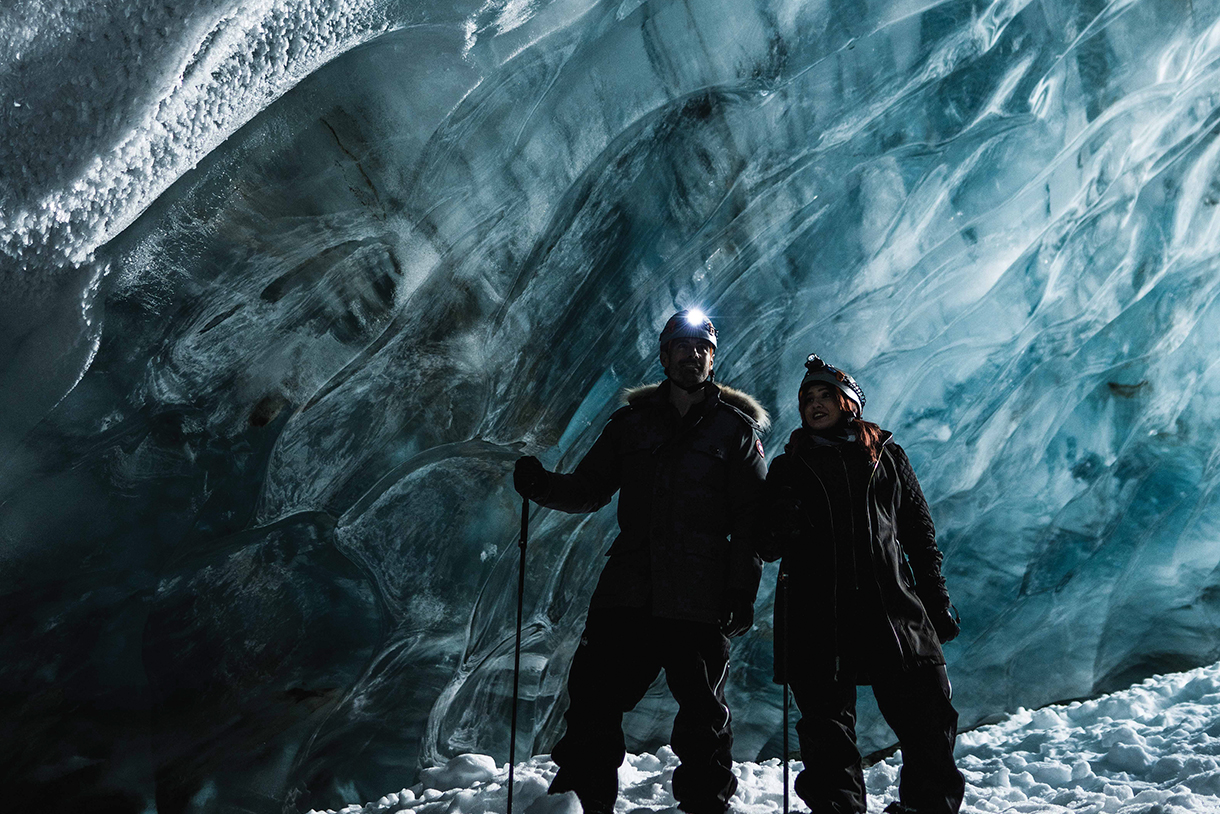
top-left (659, 308), bottom-right (718, 350)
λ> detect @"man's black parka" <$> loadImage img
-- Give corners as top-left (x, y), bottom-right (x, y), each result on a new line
top-left (532, 380), bottom-right (769, 624)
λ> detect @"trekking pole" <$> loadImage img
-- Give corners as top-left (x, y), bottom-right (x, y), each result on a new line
top-left (779, 567), bottom-right (790, 814)
top-left (508, 497), bottom-right (529, 814)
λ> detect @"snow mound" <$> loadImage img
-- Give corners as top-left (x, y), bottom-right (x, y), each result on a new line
top-left (419, 754), bottom-right (502, 792)
top-left (955, 662), bottom-right (1220, 814)
top-left (311, 661), bottom-right (1220, 814)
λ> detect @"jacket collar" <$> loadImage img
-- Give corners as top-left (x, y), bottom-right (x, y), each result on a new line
top-left (623, 380), bottom-right (771, 430)
top-left (786, 425), bottom-right (893, 454)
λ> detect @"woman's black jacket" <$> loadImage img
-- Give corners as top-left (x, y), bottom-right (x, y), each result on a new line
top-left (761, 428), bottom-right (951, 683)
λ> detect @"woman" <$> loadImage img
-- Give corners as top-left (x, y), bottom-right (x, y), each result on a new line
top-left (761, 354), bottom-right (965, 814)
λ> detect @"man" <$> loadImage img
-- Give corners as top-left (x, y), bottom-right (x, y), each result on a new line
top-left (514, 309), bottom-right (769, 814)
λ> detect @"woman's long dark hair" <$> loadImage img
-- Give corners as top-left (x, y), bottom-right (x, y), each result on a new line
top-left (835, 389), bottom-right (885, 463)
top-left (800, 376), bottom-right (885, 462)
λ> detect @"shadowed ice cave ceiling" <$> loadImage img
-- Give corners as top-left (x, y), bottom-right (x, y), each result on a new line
top-left (5, 0), bottom-right (1220, 810)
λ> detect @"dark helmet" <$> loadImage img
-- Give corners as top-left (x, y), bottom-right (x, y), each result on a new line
top-left (659, 309), bottom-right (718, 350)
top-left (799, 354), bottom-right (866, 414)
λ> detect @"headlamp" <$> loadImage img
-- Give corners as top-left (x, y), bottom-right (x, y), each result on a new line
top-left (800, 354), bottom-right (866, 412)
top-left (659, 309), bottom-right (718, 350)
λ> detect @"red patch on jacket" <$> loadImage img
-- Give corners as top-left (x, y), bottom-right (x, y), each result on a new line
top-left (755, 439), bottom-right (765, 460)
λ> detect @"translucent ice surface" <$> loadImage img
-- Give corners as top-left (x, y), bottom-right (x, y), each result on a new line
top-left (5, 0), bottom-right (1220, 811)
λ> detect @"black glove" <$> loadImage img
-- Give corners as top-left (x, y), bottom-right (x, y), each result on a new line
top-left (721, 593), bottom-right (755, 638)
top-left (513, 456), bottom-right (549, 500)
top-left (769, 486), bottom-right (808, 544)
top-left (773, 498), bottom-right (807, 539)
top-left (931, 604), bottom-right (960, 644)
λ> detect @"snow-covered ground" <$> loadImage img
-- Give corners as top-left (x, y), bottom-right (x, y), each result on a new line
top-left (311, 661), bottom-right (1220, 814)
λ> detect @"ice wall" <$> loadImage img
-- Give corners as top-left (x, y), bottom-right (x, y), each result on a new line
top-left (5, 0), bottom-right (1220, 811)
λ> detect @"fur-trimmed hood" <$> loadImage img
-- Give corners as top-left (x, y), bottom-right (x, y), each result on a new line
top-left (622, 381), bottom-right (771, 432)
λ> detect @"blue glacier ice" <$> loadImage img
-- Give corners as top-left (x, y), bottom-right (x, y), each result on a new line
top-left (5, 0), bottom-right (1220, 810)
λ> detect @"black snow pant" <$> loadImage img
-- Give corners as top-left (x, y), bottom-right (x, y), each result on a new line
top-left (549, 606), bottom-right (737, 814)
top-left (789, 665), bottom-right (964, 814)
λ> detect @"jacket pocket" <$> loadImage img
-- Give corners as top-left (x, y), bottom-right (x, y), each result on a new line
top-left (691, 438), bottom-right (728, 465)
top-left (684, 438), bottom-right (730, 502)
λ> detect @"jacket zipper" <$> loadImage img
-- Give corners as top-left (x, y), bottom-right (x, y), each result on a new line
top-left (795, 449), bottom-right (843, 679)
top-left (865, 448), bottom-right (907, 662)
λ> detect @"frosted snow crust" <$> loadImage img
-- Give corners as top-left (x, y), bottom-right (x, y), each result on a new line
top-left (0, 0), bottom-right (411, 465)
top-left (312, 661), bottom-right (1220, 814)
top-left (8, 0), bottom-right (1220, 810)
top-left (0, 0), bottom-right (391, 274)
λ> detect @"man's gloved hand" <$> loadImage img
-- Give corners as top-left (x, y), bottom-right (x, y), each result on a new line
top-left (770, 486), bottom-right (808, 545)
top-left (932, 604), bottom-right (960, 644)
top-left (721, 593), bottom-right (756, 638)
top-left (513, 456), bottom-right (549, 501)
top-left (773, 499), bottom-right (807, 539)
